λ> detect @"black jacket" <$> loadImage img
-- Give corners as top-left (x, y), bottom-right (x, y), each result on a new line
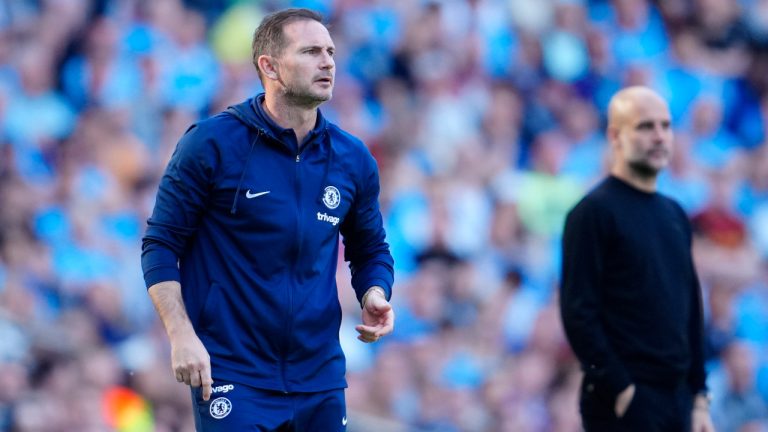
top-left (560, 176), bottom-right (707, 401)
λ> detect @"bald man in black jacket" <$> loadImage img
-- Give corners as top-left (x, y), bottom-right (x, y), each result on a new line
top-left (560, 87), bottom-right (715, 432)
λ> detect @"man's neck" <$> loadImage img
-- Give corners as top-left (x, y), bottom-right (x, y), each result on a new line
top-left (262, 94), bottom-right (318, 147)
top-left (611, 166), bottom-right (658, 193)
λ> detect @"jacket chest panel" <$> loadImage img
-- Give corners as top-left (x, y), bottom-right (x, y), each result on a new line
top-left (207, 153), bottom-right (356, 244)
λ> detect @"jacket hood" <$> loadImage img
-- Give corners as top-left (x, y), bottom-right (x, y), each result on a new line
top-left (225, 93), bottom-right (329, 140)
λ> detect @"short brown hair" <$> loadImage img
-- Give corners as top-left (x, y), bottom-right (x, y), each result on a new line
top-left (251, 8), bottom-right (324, 83)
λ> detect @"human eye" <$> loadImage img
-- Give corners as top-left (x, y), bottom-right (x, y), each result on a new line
top-left (636, 121), bottom-right (653, 130)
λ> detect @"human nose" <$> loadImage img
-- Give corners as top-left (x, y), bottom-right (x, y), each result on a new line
top-left (320, 51), bottom-right (334, 70)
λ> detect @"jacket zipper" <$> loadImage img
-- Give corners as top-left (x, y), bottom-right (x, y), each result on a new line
top-left (281, 152), bottom-right (302, 393)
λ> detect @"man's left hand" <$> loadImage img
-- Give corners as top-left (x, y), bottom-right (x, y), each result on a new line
top-left (356, 287), bottom-right (394, 343)
top-left (691, 394), bottom-right (715, 432)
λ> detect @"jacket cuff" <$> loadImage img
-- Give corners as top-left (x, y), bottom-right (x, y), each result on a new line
top-left (363, 279), bottom-right (391, 300)
top-left (143, 265), bottom-right (181, 289)
top-left (354, 278), bottom-right (392, 304)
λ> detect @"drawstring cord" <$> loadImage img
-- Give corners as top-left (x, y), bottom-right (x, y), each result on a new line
top-left (230, 130), bottom-right (261, 214)
top-left (317, 128), bottom-right (334, 206)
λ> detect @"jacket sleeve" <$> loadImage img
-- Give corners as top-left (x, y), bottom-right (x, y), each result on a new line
top-left (141, 125), bottom-right (220, 288)
top-left (340, 151), bottom-right (394, 305)
top-left (560, 201), bottom-right (632, 401)
top-left (685, 218), bottom-right (708, 394)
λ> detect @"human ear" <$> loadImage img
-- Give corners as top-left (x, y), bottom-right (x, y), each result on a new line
top-left (607, 125), bottom-right (621, 150)
top-left (258, 55), bottom-right (280, 81)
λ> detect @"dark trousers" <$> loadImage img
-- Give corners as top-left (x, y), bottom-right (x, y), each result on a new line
top-left (191, 380), bottom-right (347, 431)
top-left (580, 378), bottom-right (693, 432)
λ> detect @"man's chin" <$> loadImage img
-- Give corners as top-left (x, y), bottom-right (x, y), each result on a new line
top-left (284, 89), bottom-right (333, 106)
top-left (313, 89), bottom-right (333, 102)
top-left (306, 93), bottom-right (332, 106)
top-left (628, 161), bottom-right (665, 178)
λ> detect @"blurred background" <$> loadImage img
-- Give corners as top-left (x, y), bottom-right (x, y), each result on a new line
top-left (0, 0), bottom-right (767, 430)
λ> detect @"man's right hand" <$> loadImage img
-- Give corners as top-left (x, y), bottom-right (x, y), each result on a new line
top-left (171, 330), bottom-right (214, 400)
top-left (148, 281), bottom-right (214, 401)
top-left (614, 384), bottom-right (636, 418)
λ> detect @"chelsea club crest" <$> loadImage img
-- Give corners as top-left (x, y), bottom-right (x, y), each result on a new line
top-left (210, 397), bottom-right (232, 419)
top-left (323, 186), bottom-right (340, 209)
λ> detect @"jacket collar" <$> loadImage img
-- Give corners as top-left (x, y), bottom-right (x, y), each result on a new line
top-left (251, 93), bottom-right (328, 150)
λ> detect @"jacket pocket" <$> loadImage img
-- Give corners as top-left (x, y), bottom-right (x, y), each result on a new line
top-left (579, 375), bottom-right (616, 418)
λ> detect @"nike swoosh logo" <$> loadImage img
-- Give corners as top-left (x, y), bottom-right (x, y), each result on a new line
top-left (342, 416), bottom-right (347, 426)
top-left (245, 190), bottom-right (270, 199)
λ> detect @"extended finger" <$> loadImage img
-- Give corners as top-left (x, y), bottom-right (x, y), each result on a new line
top-left (355, 324), bottom-right (379, 335)
top-left (201, 367), bottom-right (213, 401)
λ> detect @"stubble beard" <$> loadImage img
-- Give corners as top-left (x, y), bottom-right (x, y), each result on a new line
top-left (279, 78), bottom-right (331, 108)
top-left (627, 159), bottom-right (662, 179)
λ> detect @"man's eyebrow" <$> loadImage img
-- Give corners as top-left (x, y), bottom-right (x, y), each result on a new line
top-left (298, 44), bottom-right (335, 50)
top-left (633, 118), bottom-right (671, 128)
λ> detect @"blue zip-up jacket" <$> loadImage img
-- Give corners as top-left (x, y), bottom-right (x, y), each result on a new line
top-left (141, 94), bottom-right (394, 392)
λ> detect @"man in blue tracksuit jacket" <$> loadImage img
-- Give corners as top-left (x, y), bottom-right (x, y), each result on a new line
top-left (140, 8), bottom-right (394, 431)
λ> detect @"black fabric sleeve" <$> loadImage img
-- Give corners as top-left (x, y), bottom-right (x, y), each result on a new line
top-left (685, 221), bottom-right (708, 393)
top-left (560, 201), bottom-right (632, 400)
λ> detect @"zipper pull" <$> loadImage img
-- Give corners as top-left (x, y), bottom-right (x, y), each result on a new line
top-left (296, 154), bottom-right (300, 162)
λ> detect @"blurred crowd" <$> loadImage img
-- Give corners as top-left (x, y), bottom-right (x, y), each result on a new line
top-left (0, 0), bottom-right (767, 431)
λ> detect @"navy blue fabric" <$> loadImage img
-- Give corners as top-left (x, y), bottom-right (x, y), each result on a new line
top-left (192, 381), bottom-right (347, 432)
top-left (141, 94), bottom-right (394, 392)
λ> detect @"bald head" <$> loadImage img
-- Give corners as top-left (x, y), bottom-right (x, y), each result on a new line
top-left (606, 86), bottom-right (674, 187)
top-left (608, 86), bottom-right (669, 129)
